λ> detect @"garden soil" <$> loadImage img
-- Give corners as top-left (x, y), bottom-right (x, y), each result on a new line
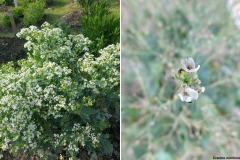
top-left (0, 37), bottom-right (26, 65)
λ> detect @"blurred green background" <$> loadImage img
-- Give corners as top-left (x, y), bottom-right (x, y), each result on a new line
top-left (121, 0), bottom-right (240, 159)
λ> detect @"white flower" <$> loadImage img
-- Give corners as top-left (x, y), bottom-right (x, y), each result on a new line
top-left (181, 57), bottom-right (200, 73)
top-left (178, 87), bottom-right (198, 102)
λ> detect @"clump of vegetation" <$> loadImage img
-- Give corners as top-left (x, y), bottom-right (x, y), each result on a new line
top-left (2, 1), bottom-right (45, 27)
top-left (80, 0), bottom-right (120, 53)
top-left (22, 2), bottom-right (45, 26)
top-left (2, 7), bottom-right (24, 28)
top-left (0, 22), bottom-right (119, 159)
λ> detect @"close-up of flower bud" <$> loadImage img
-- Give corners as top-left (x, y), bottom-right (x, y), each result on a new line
top-left (176, 68), bottom-right (189, 80)
top-left (194, 78), bottom-right (201, 84)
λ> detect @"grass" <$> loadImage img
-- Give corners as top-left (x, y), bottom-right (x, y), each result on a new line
top-left (108, 0), bottom-right (120, 17)
top-left (110, 1), bottom-right (120, 17)
top-left (0, 13), bottom-right (4, 23)
top-left (44, 0), bottom-right (81, 25)
top-left (0, 32), bottom-right (15, 37)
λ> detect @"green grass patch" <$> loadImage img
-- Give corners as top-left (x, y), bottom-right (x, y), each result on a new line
top-left (110, 6), bottom-right (120, 18)
top-left (0, 32), bottom-right (15, 37)
top-left (109, 0), bottom-right (120, 17)
top-left (44, 0), bottom-right (81, 24)
top-left (0, 12), bottom-right (5, 23)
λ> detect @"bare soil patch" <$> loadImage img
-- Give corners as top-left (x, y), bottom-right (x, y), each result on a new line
top-left (0, 37), bottom-right (26, 65)
top-left (0, 5), bottom-right (9, 12)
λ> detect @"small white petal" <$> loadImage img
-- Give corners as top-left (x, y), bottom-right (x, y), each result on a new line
top-left (185, 88), bottom-right (198, 100)
top-left (178, 92), bottom-right (192, 102)
top-left (187, 57), bottom-right (195, 68)
top-left (181, 57), bottom-right (200, 73)
top-left (181, 62), bottom-right (189, 71)
top-left (201, 87), bottom-right (205, 93)
top-left (183, 96), bottom-right (192, 102)
top-left (192, 65), bottom-right (200, 72)
top-left (178, 93), bottom-right (184, 101)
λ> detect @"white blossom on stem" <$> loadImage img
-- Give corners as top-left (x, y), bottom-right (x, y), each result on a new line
top-left (181, 57), bottom-right (200, 73)
top-left (178, 87), bottom-right (199, 102)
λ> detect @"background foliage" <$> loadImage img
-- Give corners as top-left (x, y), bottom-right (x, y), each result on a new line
top-left (121, 0), bottom-right (240, 159)
top-left (3, 7), bottom-right (24, 28)
top-left (22, 2), bottom-right (45, 26)
top-left (80, 0), bottom-right (120, 53)
top-left (0, 0), bottom-right (13, 6)
top-left (2, 1), bottom-right (45, 28)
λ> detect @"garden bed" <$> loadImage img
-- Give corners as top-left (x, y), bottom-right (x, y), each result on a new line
top-left (0, 36), bottom-right (26, 65)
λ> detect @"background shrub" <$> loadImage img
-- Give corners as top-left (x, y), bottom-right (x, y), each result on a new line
top-left (22, 2), bottom-right (45, 26)
top-left (2, 7), bottom-right (24, 28)
top-left (0, 0), bottom-right (13, 6)
top-left (81, 0), bottom-right (120, 53)
top-left (12, 7), bottom-right (24, 21)
top-left (2, 15), bottom-right (11, 28)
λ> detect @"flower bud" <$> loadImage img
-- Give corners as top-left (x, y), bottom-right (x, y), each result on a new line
top-left (192, 72), bottom-right (198, 79)
top-left (177, 68), bottom-right (189, 80)
top-left (181, 83), bottom-right (187, 88)
top-left (196, 87), bottom-right (205, 93)
top-left (193, 78), bottom-right (201, 84)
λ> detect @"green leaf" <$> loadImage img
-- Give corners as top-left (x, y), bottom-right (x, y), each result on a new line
top-left (13, 134), bottom-right (20, 141)
top-left (112, 101), bottom-right (120, 116)
top-left (99, 138), bottom-right (113, 154)
top-left (81, 107), bottom-right (97, 116)
top-left (48, 154), bottom-right (56, 160)
top-left (153, 150), bottom-right (173, 160)
top-left (133, 144), bottom-right (147, 158)
top-left (90, 152), bottom-right (97, 160)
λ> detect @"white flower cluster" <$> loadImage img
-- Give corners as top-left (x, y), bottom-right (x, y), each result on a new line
top-left (17, 22), bottom-right (92, 62)
top-left (0, 22), bottom-right (119, 158)
top-left (78, 44), bottom-right (120, 96)
top-left (176, 57), bottom-right (205, 103)
top-left (71, 123), bottom-right (100, 148)
top-left (51, 123), bottom-right (100, 154)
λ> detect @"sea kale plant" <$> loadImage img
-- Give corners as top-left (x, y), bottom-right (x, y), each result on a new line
top-left (176, 57), bottom-right (205, 103)
top-left (0, 22), bottom-right (120, 159)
